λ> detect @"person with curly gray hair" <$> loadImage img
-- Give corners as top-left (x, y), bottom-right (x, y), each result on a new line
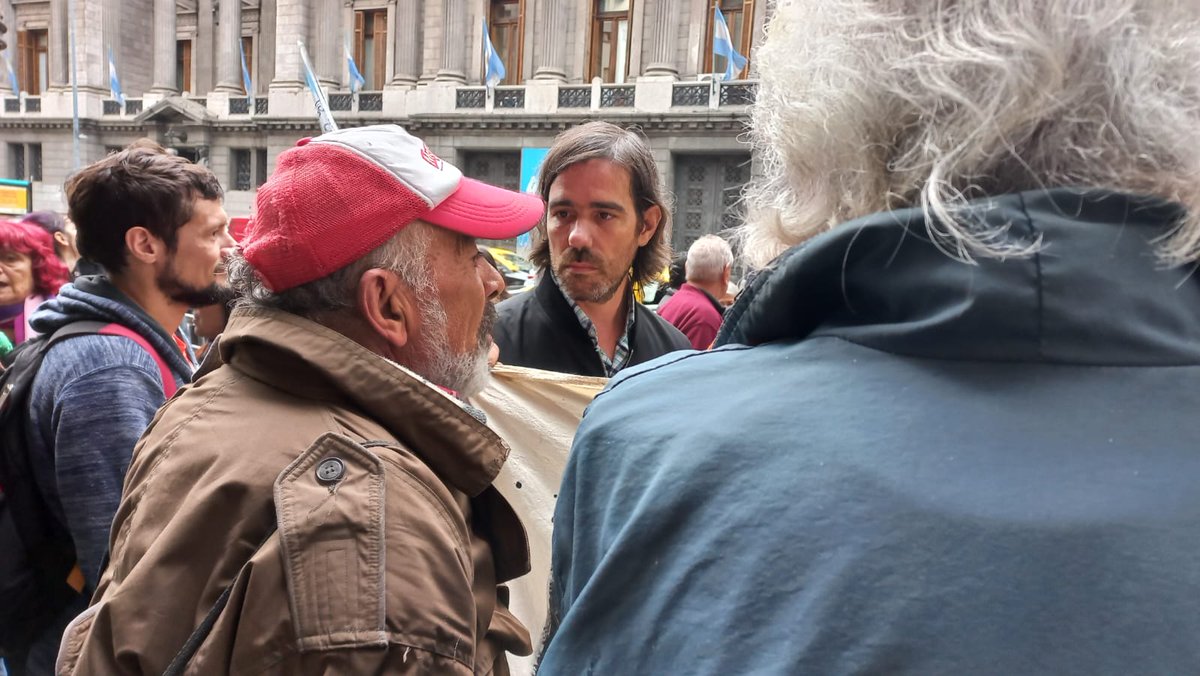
top-left (539, 1), bottom-right (1200, 674)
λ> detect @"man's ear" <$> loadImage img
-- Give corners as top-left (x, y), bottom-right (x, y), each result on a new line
top-left (637, 205), bottom-right (663, 247)
top-left (722, 263), bottom-right (732, 287)
top-left (357, 268), bottom-right (416, 350)
top-left (124, 226), bottom-right (166, 265)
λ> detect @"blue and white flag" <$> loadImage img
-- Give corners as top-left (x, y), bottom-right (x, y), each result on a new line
top-left (108, 48), bottom-right (125, 104)
top-left (298, 40), bottom-right (337, 132)
top-left (482, 19), bottom-right (505, 90)
top-left (2, 53), bottom-right (18, 94)
top-left (712, 7), bottom-right (748, 80)
top-left (345, 42), bottom-right (366, 93)
top-left (239, 39), bottom-right (254, 103)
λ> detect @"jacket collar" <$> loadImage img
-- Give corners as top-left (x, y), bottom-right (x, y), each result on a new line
top-left (719, 189), bottom-right (1200, 366)
top-left (680, 283), bottom-right (726, 316)
top-left (534, 270), bottom-right (588, 335)
top-left (216, 306), bottom-right (509, 496)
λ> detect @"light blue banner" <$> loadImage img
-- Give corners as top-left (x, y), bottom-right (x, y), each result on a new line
top-left (517, 147), bottom-right (550, 248)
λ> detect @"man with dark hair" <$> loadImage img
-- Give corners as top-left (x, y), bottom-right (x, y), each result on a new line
top-left (493, 121), bottom-right (689, 376)
top-left (12, 140), bottom-right (234, 674)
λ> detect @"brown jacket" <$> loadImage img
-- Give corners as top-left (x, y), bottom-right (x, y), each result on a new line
top-left (56, 307), bottom-right (532, 675)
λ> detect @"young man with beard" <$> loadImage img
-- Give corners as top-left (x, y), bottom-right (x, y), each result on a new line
top-left (493, 121), bottom-right (689, 377)
top-left (10, 140), bottom-right (234, 674)
top-left (56, 125), bottom-right (546, 675)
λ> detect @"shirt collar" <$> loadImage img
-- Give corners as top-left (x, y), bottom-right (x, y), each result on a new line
top-left (551, 272), bottom-right (637, 377)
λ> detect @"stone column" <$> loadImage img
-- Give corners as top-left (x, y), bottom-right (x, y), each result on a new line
top-left (644, 0), bottom-right (680, 77)
top-left (149, 0), bottom-right (178, 93)
top-left (313, 0), bottom-right (341, 88)
top-left (213, 0), bottom-right (242, 92)
top-left (271, 0), bottom-right (306, 88)
top-left (72, 0), bottom-right (107, 93)
top-left (434, 0), bottom-right (466, 83)
top-left (532, 0), bottom-right (567, 81)
top-left (195, 0), bottom-right (214, 93)
top-left (102, 0), bottom-right (120, 91)
top-left (49, 0), bottom-right (70, 88)
top-left (389, 0), bottom-right (421, 87)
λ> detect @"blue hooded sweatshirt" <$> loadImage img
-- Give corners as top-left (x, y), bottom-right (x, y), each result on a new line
top-left (20, 276), bottom-right (193, 675)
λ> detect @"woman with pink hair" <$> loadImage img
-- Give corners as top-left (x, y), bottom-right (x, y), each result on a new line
top-left (1, 219), bottom-right (71, 353)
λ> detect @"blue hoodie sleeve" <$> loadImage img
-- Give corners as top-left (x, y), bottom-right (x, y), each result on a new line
top-left (48, 358), bottom-right (165, 589)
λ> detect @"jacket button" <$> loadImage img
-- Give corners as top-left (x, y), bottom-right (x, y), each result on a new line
top-left (316, 457), bottom-right (345, 484)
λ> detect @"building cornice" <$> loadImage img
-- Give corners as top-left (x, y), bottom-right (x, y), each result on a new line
top-left (0, 113), bottom-right (749, 135)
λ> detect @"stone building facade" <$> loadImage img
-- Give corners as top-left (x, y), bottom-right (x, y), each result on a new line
top-left (0, 0), bottom-right (763, 253)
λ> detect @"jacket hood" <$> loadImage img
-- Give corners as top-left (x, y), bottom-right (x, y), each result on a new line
top-left (28, 275), bottom-right (194, 380)
top-left (718, 188), bottom-right (1200, 366)
top-left (216, 306), bottom-right (510, 496)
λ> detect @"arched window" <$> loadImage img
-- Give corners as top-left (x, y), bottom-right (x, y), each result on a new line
top-left (353, 8), bottom-right (388, 90)
top-left (589, 0), bottom-right (633, 84)
top-left (488, 0), bottom-right (524, 85)
top-left (16, 28), bottom-right (48, 95)
top-left (704, 0), bottom-right (755, 79)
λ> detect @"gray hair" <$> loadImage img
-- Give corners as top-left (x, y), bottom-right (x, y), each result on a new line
top-left (228, 222), bottom-right (433, 320)
top-left (740, 0), bottom-right (1200, 268)
top-left (686, 235), bottom-right (734, 283)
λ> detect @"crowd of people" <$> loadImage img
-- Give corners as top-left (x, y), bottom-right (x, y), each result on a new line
top-left (2, 0), bottom-right (1200, 673)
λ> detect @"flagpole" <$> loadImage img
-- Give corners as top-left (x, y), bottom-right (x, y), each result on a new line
top-left (298, 40), bottom-right (337, 133)
top-left (68, 0), bottom-right (80, 171)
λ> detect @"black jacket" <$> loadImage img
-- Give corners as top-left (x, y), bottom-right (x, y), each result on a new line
top-left (494, 273), bottom-right (690, 376)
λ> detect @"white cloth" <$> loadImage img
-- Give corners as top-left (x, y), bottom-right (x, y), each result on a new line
top-left (472, 364), bottom-right (606, 675)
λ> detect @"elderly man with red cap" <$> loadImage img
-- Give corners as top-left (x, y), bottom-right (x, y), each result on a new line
top-left (55, 125), bottom-right (545, 675)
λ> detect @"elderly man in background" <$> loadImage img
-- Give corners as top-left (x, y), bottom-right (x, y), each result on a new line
top-left (57, 125), bottom-right (544, 675)
top-left (540, 1), bottom-right (1200, 674)
top-left (656, 234), bottom-right (732, 349)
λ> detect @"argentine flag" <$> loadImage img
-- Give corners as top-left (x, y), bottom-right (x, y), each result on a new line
top-left (482, 19), bottom-right (505, 89)
top-left (298, 40), bottom-right (337, 132)
top-left (3, 53), bottom-right (18, 94)
top-left (345, 42), bottom-right (366, 93)
top-left (239, 39), bottom-right (254, 103)
top-left (712, 7), bottom-right (748, 80)
top-left (108, 48), bottom-right (125, 104)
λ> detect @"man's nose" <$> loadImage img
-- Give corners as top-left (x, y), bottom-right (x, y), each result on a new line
top-left (567, 219), bottom-right (594, 250)
top-left (218, 229), bottom-right (237, 253)
top-left (480, 258), bottom-right (504, 301)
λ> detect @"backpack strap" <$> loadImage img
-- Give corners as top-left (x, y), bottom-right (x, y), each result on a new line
top-left (96, 323), bottom-right (177, 398)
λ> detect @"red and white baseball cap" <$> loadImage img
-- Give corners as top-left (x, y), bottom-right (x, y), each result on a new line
top-left (243, 124), bottom-right (544, 292)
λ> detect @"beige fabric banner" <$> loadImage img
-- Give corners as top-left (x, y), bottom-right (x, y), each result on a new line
top-left (472, 365), bottom-right (607, 676)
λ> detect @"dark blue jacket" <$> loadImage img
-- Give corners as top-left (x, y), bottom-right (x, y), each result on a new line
top-left (20, 277), bottom-right (193, 675)
top-left (541, 189), bottom-right (1200, 675)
